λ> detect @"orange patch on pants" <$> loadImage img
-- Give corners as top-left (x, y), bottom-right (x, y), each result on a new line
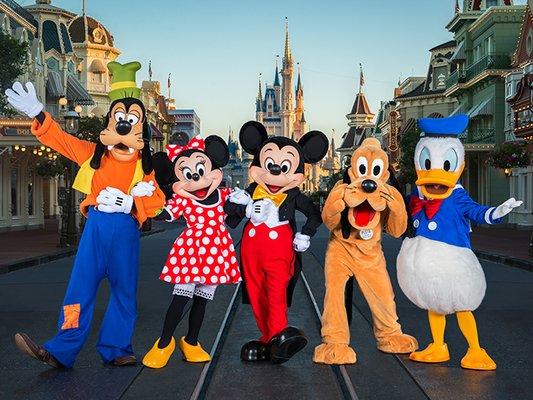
top-left (61, 303), bottom-right (80, 330)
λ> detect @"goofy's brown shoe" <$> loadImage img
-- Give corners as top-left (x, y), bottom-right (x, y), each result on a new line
top-left (112, 355), bottom-right (137, 366)
top-left (14, 333), bottom-right (61, 369)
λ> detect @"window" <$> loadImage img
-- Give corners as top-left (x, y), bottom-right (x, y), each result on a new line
top-left (11, 168), bottom-right (18, 216)
top-left (486, 0), bottom-right (497, 8)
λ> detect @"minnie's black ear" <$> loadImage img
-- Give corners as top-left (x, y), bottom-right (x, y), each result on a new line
top-left (239, 121), bottom-right (268, 155)
top-left (205, 135), bottom-right (230, 168)
top-left (299, 130), bottom-right (329, 164)
top-left (141, 121), bottom-right (153, 174)
top-left (153, 152), bottom-right (175, 200)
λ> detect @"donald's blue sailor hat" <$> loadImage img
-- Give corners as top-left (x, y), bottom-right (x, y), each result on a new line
top-left (417, 114), bottom-right (469, 137)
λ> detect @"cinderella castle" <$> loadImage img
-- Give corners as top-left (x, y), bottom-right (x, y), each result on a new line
top-left (255, 19), bottom-right (306, 140)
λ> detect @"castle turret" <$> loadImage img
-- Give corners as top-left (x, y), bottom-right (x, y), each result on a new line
top-left (280, 18), bottom-right (294, 138)
top-left (274, 56), bottom-right (281, 110)
top-left (255, 74), bottom-right (264, 123)
top-left (293, 65), bottom-right (306, 140)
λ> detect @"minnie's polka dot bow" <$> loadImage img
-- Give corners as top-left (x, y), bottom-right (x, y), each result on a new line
top-left (165, 135), bottom-right (205, 162)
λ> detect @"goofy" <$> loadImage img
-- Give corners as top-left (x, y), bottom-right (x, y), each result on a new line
top-left (5, 61), bottom-right (165, 368)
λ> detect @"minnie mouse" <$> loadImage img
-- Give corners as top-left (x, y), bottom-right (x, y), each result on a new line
top-left (142, 133), bottom-right (241, 368)
top-left (225, 121), bottom-right (328, 364)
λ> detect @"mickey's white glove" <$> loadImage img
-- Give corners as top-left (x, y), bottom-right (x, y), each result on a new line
top-left (131, 180), bottom-right (156, 197)
top-left (96, 187), bottom-right (133, 214)
top-left (5, 82), bottom-right (44, 118)
top-left (293, 232), bottom-right (310, 253)
top-left (247, 199), bottom-right (273, 224)
top-left (492, 197), bottom-right (523, 219)
top-left (228, 188), bottom-right (252, 205)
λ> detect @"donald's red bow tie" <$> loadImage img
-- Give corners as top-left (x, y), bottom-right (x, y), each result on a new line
top-left (165, 135), bottom-right (205, 162)
top-left (409, 196), bottom-right (443, 220)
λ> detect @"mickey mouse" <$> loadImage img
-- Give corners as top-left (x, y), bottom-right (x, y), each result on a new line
top-left (225, 121), bottom-right (328, 364)
top-left (142, 134), bottom-right (241, 367)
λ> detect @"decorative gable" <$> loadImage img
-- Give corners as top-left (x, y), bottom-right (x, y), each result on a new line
top-left (512, 5), bottom-right (533, 67)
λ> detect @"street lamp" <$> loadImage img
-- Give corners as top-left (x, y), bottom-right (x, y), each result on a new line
top-left (59, 106), bottom-right (80, 247)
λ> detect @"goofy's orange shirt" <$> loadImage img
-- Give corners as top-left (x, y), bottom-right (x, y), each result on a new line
top-left (31, 112), bottom-right (165, 225)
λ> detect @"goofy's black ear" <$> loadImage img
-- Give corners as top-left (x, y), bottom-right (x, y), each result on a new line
top-left (153, 152), bottom-right (174, 200)
top-left (299, 130), bottom-right (329, 164)
top-left (205, 135), bottom-right (230, 168)
top-left (141, 121), bottom-right (153, 174)
top-left (239, 121), bottom-right (268, 155)
top-left (90, 141), bottom-right (106, 169)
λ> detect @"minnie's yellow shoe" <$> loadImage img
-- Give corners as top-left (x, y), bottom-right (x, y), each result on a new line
top-left (460, 347), bottom-right (496, 371)
top-left (142, 337), bottom-right (176, 368)
top-left (179, 336), bottom-right (211, 363)
top-left (409, 342), bottom-right (450, 363)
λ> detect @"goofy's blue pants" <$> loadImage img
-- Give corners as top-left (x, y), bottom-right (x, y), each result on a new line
top-left (44, 208), bottom-right (140, 368)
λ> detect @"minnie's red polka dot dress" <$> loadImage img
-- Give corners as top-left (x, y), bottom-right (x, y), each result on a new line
top-left (159, 188), bottom-right (241, 286)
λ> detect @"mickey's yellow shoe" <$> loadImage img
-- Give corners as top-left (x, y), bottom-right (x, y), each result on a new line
top-left (179, 336), bottom-right (211, 363)
top-left (142, 337), bottom-right (175, 368)
top-left (409, 343), bottom-right (450, 363)
top-left (461, 347), bottom-right (496, 371)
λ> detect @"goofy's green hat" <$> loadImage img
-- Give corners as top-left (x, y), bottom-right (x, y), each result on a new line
top-left (108, 61), bottom-right (141, 101)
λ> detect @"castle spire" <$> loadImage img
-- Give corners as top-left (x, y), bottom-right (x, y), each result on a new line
top-left (257, 73), bottom-right (263, 100)
top-left (274, 55), bottom-right (280, 87)
top-left (283, 17), bottom-right (293, 69)
top-left (296, 63), bottom-right (302, 93)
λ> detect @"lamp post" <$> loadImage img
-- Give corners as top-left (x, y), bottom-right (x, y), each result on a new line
top-left (59, 106), bottom-right (80, 247)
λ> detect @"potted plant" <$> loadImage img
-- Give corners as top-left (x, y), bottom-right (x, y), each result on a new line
top-left (488, 141), bottom-right (530, 176)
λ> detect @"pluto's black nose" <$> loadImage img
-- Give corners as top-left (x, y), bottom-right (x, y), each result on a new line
top-left (361, 179), bottom-right (377, 193)
top-left (268, 164), bottom-right (282, 176)
top-left (116, 120), bottom-right (132, 135)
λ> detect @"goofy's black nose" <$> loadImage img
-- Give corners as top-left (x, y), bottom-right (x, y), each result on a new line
top-left (116, 120), bottom-right (132, 135)
top-left (361, 179), bottom-right (377, 193)
top-left (268, 164), bottom-right (282, 176)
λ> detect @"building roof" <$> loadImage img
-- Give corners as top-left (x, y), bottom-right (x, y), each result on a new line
top-left (69, 15), bottom-right (114, 47)
top-left (338, 126), bottom-right (370, 150)
top-left (274, 65), bottom-right (280, 86)
top-left (41, 19), bottom-right (73, 54)
top-left (1, 0), bottom-right (38, 29)
top-left (349, 91), bottom-right (373, 115)
top-left (429, 40), bottom-right (456, 51)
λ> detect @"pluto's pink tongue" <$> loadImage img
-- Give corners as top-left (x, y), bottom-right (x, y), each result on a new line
top-left (353, 202), bottom-right (375, 227)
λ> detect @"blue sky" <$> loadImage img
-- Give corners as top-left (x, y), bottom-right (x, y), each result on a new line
top-left (20, 0), bottom-right (527, 142)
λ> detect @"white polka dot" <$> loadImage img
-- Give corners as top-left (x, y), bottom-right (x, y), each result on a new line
top-left (169, 256), bottom-right (177, 265)
top-left (214, 237), bottom-right (221, 245)
top-left (217, 256), bottom-right (224, 264)
top-left (192, 267), bottom-right (199, 274)
top-left (202, 237), bottom-right (210, 245)
top-left (413, 219), bottom-right (419, 228)
top-left (190, 257), bottom-right (197, 265)
top-left (162, 266), bottom-right (169, 274)
top-left (222, 237), bottom-right (227, 244)
top-left (222, 250), bottom-right (228, 257)
top-left (221, 226), bottom-right (226, 232)
top-left (185, 276), bottom-right (190, 283)
top-left (195, 239), bottom-right (200, 246)
top-left (218, 216), bottom-right (224, 222)
top-left (203, 266), bottom-right (210, 274)
top-left (209, 220), bottom-right (217, 226)
top-left (269, 231), bottom-right (278, 240)
top-left (199, 247), bottom-right (206, 255)
top-left (210, 276), bottom-right (218, 283)
top-left (231, 270), bottom-right (236, 276)
top-left (182, 199), bottom-right (188, 206)
top-left (196, 207), bottom-right (203, 213)
top-left (200, 276), bottom-right (206, 284)
top-left (185, 229), bottom-right (192, 236)
top-left (175, 276), bottom-right (181, 283)
top-left (179, 248), bottom-right (185, 255)
top-left (187, 238), bottom-right (193, 246)
top-left (428, 221), bottom-right (438, 231)
top-left (164, 276), bottom-right (171, 282)
top-left (188, 247), bottom-right (194, 255)
top-left (181, 257), bottom-right (187, 264)
top-left (173, 266), bottom-right (180, 274)
top-left (195, 230), bottom-right (202, 237)
top-left (198, 216), bottom-right (205, 223)
top-left (206, 227), bottom-right (213, 235)
top-left (190, 215), bottom-right (196, 223)
top-left (208, 210), bottom-right (215, 217)
top-left (210, 247), bottom-right (218, 255)
top-left (229, 244), bottom-right (235, 251)
top-left (177, 238), bottom-right (184, 246)
top-left (248, 228), bottom-right (256, 237)
top-left (217, 206), bottom-right (223, 212)
top-left (231, 256), bottom-right (236, 264)
top-left (176, 198), bottom-right (182, 204)
top-left (207, 256), bottom-right (214, 264)
top-left (182, 267), bottom-right (189, 274)
top-left (185, 207), bottom-right (192, 214)
top-left (215, 266), bottom-right (220, 273)
top-left (220, 276), bottom-right (227, 283)
top-left (170, 248), bottom-right (175, 255)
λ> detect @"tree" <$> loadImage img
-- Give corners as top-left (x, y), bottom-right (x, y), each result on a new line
top-left (0, 30), bottom-right (29, 116)
top-left (398, 128), bottom-right (420, 185)
top-left (78, 115), bottom-right (105, 142)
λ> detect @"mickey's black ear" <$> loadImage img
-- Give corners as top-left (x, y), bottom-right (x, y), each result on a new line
top-left (205, 135), bottom-right (229, 168)
top-left (239, 121), bottom-right (268, 155)
top-left (298, 130), bottom-right (329, 164)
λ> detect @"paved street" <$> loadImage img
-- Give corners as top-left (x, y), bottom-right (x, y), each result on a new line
top-left (0, 217), bottom-right (532, 400)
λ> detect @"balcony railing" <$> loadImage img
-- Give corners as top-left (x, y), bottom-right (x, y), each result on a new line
top-left (446, 54), bottom-right (511, 88)
top-left (446, 70), bottom-right (466, 87)
top-left (459, 128), bottom-right (495, 144)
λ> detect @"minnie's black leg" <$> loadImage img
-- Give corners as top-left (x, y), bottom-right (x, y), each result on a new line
top-left (184, 295), bottom-right (208, 346)
top-left (158, 295), bottom-right (190, 348)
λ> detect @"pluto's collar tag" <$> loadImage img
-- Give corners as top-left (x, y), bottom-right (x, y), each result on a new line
top-left (359, 229), bottom-right (373, 241)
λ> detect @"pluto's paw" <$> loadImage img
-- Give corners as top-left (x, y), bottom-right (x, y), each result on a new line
top-left (377, 333), bottom-right (419, 354)
top-left (313, 343), bottom-right (357, 365)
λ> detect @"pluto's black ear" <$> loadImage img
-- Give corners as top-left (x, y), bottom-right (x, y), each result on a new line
top-left (205, 135), bottom-right (230, 168)
top-left (340, 168), bottom-right (352, 239)
top-left (90, 140), bottom-right (106, 169)
top-left (153, 152), bottom-right (175, 200)
top-left (239, 121), bottom-right (268, 155)
top-left (299, 130), bottom-right (329, 164)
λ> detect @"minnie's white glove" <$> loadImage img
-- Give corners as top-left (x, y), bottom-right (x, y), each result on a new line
top-left (293, 232), bottom-right (310, 252)
top-left (131, 180), bottom-right (156, 197)
top-left (5, 82), bottom-right (44, 118)
top-left (247, 199), bottom-right (273, 224)
top-left (492, 197), bottom-right (523, 219)
top-left (228, 188), bottom-right (252, 205)
top-left (96, 187), bottom-right (134, 214)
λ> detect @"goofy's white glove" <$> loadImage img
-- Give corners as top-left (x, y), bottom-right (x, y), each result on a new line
top-left (5, 82), bottom-right (44, 118)
top-left (293, 232), bottom-right (310, 253)
top-left (131, 180), bottom-right (156, 197)
top-left (247, 199), bottom-right (273, 225)
top-left (492, 197), bottom-right (523, 220)
top-left (96, 187), bottom-right (133, 214)
top-left (228, 188), bottom-right (252, 205)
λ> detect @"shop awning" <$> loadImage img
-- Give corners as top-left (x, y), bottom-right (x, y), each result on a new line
top-left (46, 70), bottom-right (63, 98)
top-left (150, 123), bottom-right (164, 140)
top-left (450, 101), bottom-right (467, 116)
top-left (89, 59), bottom-right (107, 74)
top-left (450, 41), bottom-right (465, 62)
top-left (66, 74), bottom-right (94, 105)
top-left (400, 118), bottom-right (417, 134)
top-left (467, 99), bottom-right (492, 118)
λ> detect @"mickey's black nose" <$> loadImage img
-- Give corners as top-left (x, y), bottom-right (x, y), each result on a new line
top-left (116, 120), bottom-right (132, 135)
top-left (268, 164), bottom-right (282, 176)
top-left (361, 179), bottom-right (377, 193)
top-left (192, 173), bottom-right (200, 181)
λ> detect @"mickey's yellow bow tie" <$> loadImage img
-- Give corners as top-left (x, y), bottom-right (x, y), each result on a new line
top-left (252, 185), bottom-right (287, 207)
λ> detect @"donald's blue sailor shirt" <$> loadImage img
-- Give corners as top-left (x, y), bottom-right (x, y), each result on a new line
top-left (409, 185), bottom-right (502, 249)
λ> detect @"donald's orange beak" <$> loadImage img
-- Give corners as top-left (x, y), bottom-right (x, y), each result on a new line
top-left (416, 164), bottom-right (464, 199)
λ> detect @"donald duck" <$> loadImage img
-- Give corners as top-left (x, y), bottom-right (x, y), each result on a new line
top-left (397, 114), bottom-right (522, 371)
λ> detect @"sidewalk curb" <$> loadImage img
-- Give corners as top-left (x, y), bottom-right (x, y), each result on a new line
top-left (474, 249), bottom-right (532, 271)
top-left (0, 228), bottom-right (165, 275)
